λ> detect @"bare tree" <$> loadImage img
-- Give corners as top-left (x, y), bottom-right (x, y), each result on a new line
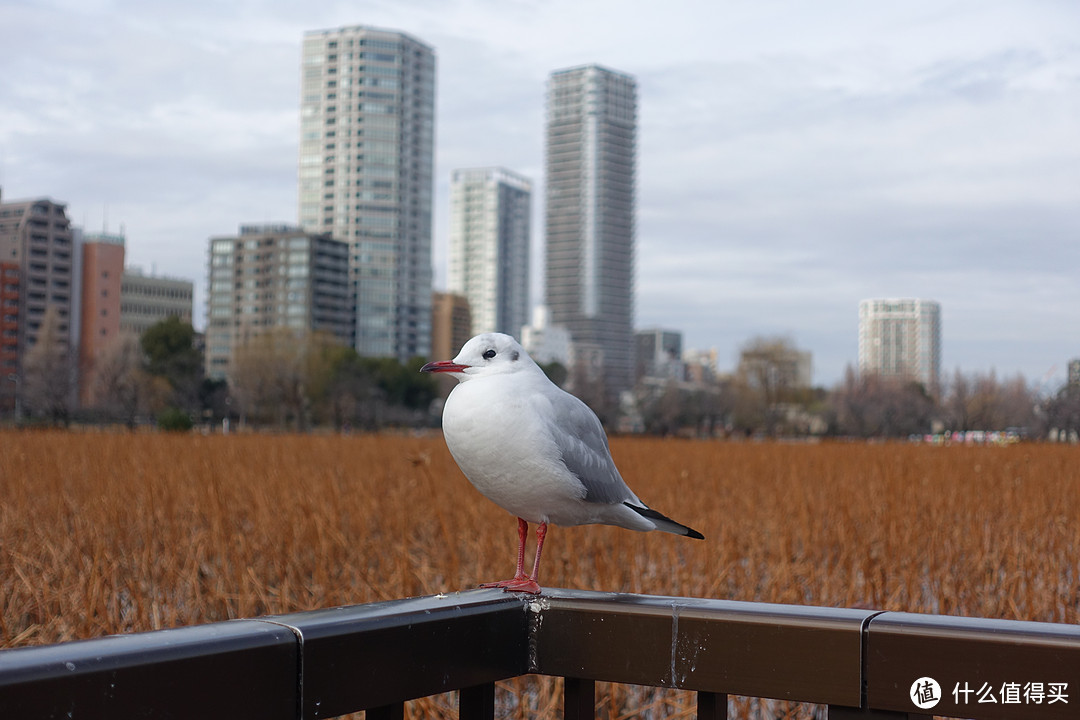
top-left (90, 334), bottom-right (166, 427)
top-left (231, 329), bottom-right (339, 430)
top-left (634, 378), bottom-right (685, 436)
top-left (943, 369), bottom-right (972, 431)
top-left (943, 369), bottom-right (1036, 432)
top-left (1043, 384), bottom-right (1080, 440)
top-left (735, 336), bottom-right (811, 436)
top-left (830, 367), bottom-right (934, 438)
top-left (567, 343), bottom-right (617, 427)
top-left (21, 306), bottom-right (74, 425)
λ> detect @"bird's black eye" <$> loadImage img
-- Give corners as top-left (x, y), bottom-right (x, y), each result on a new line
top-left (483, 349), bottom-right (496, 360)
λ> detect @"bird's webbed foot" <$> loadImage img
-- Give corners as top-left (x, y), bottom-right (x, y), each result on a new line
top-left (480, 577), bottom-right (542, 594)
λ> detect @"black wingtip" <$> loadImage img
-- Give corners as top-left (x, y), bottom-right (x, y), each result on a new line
top-left (625, 503), bottom-right (705, 540)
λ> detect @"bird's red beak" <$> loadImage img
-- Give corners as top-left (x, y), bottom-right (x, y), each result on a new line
top-left (420, 360), bottom-right (470, 374)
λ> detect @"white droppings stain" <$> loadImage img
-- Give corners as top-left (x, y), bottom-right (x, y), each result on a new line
top-left (64, 662), bottom-right (76, 672)
top-left (670, 603), bottom-right (682, 687)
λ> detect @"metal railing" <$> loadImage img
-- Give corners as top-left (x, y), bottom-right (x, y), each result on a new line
top-left (1, 588), bottom-right (1078, 719)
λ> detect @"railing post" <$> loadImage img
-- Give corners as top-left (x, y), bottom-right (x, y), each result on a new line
top-left (697, 691), bottom-right (727, 720)
top-left (367, 702), bottom-right (405, 720)
top-left (459, 682), bottom-right (495, 720)
top-left (564, 677), bottom-right (595, 720)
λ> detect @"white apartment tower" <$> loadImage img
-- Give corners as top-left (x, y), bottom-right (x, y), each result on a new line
top-left (545, 65), bottom-right (637, 401)
top-left (448, 167), bottom-right (531, 338)
top-left (858, 298), bottom-right (942, 391)
top-left (299, 26), bottom-right (436, 361)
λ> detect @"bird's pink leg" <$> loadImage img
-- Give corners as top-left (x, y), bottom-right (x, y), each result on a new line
top-left (512, 516), bottom-right (528, 578)
top-left (480, 517), bottom-right (532, 590)
top-left (496, 520), bottom-right (548, 595)
top-left (528, 522), bottom-right (548, 581)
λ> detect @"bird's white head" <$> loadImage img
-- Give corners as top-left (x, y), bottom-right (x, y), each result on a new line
top-left (420, 333), bottom-right (538, 382)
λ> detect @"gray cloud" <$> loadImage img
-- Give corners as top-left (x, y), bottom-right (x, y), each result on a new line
top-left (1, 0), bottom-right (1078, 387)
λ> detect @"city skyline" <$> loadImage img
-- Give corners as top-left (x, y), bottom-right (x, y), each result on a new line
top-left (2, 1), bottom-right (1078, 387)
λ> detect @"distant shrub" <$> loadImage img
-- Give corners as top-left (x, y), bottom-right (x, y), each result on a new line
top-left (157, 407), bottom-right (193, 432)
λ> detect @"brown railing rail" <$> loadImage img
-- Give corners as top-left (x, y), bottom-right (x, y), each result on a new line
top-left (1, 588), bottom-right (1077, 719)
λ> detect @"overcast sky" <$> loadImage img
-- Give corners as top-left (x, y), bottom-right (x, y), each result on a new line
top-left (2, 0), bottom-right (1078, 388)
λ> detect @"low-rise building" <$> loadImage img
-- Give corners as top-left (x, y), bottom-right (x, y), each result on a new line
top-left (120, 268), bottom-right (194, 337)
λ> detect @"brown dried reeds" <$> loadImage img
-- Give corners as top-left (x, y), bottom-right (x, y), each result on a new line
top-left (2, 431), bottom-right (1078, 718)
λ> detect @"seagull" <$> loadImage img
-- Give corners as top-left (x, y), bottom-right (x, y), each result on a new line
top-left (421, 332), bottom-right (703, 594)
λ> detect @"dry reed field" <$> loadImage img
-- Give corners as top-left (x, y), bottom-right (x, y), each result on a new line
top-left (2, 431), bottom-right (1078, 719)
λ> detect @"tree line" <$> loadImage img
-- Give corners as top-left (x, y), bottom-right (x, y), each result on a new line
top-left (632, 337), bottom-right (1080, 440)
top-left (11, 323), bottom-right (1079, 439)
top-left (10, 316), bottom-right (438, 431)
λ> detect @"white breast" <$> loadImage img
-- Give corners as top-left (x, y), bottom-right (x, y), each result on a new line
top-left (441, 375), bottom-right (590, 525)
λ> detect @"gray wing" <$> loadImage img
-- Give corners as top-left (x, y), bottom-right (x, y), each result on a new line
top-left (544, 389), bottom-right (636, 505)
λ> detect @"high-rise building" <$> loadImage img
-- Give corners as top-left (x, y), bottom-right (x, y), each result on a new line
top-left (119, 268), bottom-right (194, 337)
top-left (545, 64), bottom-right (637, 402)
top-left (858, 298), bottom-right (942, 391)
top-left (205, 225), bottom-right (353, 381)
top-left (298, 25), bottom-right (436, 362)
top-left (0, 194), bottom-right (76, 401)
top-left (448, 167), bottom-right (531, 338)
top-left (636, 327), bottom-right (684, 381)
top-left (78, 232), bottom-right (125, 406)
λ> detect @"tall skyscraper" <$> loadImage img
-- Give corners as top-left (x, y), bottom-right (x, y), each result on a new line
top-left (545, 64), bottom-right (637, 402)
top-left (858, 298), bottom-right (942, 391)
top-left (299, 25), bottom-right (436, 362)
top-left (448, 167), bottom-right (531, 338)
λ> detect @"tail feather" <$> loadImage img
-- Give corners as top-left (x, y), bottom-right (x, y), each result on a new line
top-left (624, 503), bottom-right (704, 539)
